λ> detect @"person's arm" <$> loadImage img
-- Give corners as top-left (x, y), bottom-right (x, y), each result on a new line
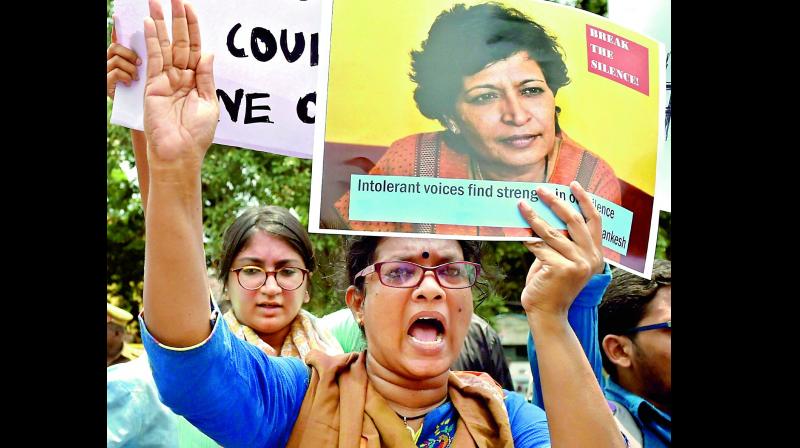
top-left (527, 265), bottom-right (610, 409)
top-left (517, 181), bottom-right (625, 448)
top-left (137, 5), bottom-right (312, 446)
top-left (107, 19), bottom-right (151, 214)
top-left (140, 0), bottom-right (219, 346)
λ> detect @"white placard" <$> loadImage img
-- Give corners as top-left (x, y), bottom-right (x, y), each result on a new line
top-left (111, 0), bottom-right (320, 158)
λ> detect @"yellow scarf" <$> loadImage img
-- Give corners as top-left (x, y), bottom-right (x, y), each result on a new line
top-left (222, 308), bottom-right (343, 360)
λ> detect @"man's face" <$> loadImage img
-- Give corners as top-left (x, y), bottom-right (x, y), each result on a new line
top-left (630, 285), bottom-right (671, 410)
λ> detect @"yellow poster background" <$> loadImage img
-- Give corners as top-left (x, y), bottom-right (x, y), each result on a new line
top-left (324, 0), bottom-right (663, 195)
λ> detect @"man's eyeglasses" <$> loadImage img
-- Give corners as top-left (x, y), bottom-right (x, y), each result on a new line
top-left (354, 260), bottom-right (481, 289)
top-left (623, 320), bottom-right (671, 335)
top-left (230, 266), bottom-right (309, 291)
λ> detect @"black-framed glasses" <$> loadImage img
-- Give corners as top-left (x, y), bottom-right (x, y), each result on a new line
top-left (623, 320), bottom-right (671, 334)
top-left (230, 266), bottom-right (309, 291)
top-left (354, 260), bottom-right (481, 289)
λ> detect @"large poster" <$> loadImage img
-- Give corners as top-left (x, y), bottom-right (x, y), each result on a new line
top-left (310, 0), bottom-right (666, 277)
top-left (111, 0), bottom-right (321, 158)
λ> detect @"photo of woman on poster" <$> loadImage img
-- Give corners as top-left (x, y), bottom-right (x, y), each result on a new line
top-left (330, 3), bottom-right (621, 258)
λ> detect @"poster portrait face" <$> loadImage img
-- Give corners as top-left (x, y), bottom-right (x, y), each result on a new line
top-left (310, 0), bottom-right (667, 278)
top-left (453, 52), bottom-right (557, 178)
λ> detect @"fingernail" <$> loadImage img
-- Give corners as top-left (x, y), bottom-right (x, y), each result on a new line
top-left (136, 58), bottom-right (142, 65)
top-left (134, 73), bottom-right (139, 80)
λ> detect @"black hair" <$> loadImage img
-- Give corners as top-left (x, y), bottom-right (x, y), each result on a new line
top-left (410, 2), bottom-right (570, 130)
top-left (598, 260), bottom-right (671, 380)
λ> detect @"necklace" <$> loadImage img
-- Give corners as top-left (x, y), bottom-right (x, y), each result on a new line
top-left (394, 396), bottom-right (449, 440)
top-left (396, 411), bottom-right (430, 439)
top-left (473, 154), bottom-right (549, 182)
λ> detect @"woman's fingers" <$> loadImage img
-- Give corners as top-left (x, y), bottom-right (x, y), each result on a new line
top-left (107, 68), bottom-right (133, 98)
top-left (185, 2), bottom-right (202, 70)
top-left (148, 0), bottom-right (173, 71)
top-left (570, 181), bottom-right (603, 249)
top-left (523, 244), bottom-right (548, 283)
top-left (108, 67), bottom-right (134, 86)
top-left (170, 0), bottom-right (190, 69)
top-left (518, 200), bottom-right (582, 262)
top-left (107, 43), bottom-right (141, 68)
top-left (536, 186), bottom-right (594, 255)
top-left (195, 53), bottom-right (216, 100)
top-left (107, 54), bottom-right (139, 81)
top-left (143, 17), bottom-right (163, 79)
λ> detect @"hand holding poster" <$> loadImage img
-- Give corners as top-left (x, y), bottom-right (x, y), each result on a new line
top-left (310, 0), bottom-right (666, 278)
top-left (110, 0), bottom-right (320, 158)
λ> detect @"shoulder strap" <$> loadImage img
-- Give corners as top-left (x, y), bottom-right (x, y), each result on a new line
top-left (413, 133), bottom-right (441, 234)
top-left (609, 400), bottom-right (644, 448)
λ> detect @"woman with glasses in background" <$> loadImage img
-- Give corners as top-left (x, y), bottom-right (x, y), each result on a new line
top-left (139, 1), bottom-right (625, 446)
top-left (213, 205), bottom-right (343, 359)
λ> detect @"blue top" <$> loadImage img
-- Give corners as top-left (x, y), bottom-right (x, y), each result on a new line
top-left (605, 379), bottom-right (671, 448)
top-left (142, 272), bottom-right (609, 448)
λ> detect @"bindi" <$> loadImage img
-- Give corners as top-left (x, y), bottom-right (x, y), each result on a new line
top-left (422, 251), bottom-right (430, 259)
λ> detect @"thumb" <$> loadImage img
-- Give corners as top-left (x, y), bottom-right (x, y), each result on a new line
top-left (195, 52), bottom-right (217, 101)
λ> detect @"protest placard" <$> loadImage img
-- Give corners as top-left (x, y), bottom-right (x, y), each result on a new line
top-left (309, 0), bottom-right (667, 277)
top-left (111, 0), bottom-right (320, 158)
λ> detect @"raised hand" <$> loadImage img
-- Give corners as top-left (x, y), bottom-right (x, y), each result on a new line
top-left (107, 20), bottom-right (141, 100)
top-left (143, 0), bottom-right (219, 167)
top-left (518, 181), bottom-right (604, 318)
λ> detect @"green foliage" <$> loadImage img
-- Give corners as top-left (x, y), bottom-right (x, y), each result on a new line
top-left (107, 100), bottom-right (145, 341)
top-left (576, 0), bottom-right (608, 16)
top-left (546, 0), bottom-right (608, 17)
top-left (655, 210), bottom-right (671, 260)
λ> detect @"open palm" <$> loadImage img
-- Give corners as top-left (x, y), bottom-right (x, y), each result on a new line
top-left (143, 0), bottom-right (218, 166)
